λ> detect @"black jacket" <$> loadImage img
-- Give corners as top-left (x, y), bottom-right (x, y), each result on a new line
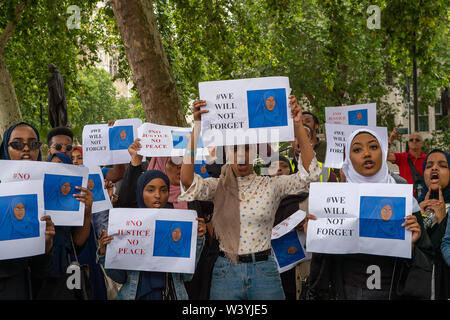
top-left (305, 211), bottom-right (434, 300)
top-left (0, 253), bottom-right (53, 300)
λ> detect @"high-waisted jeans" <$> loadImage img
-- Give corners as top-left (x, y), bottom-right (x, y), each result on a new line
top-left (209, 255), bottom-right (285, 300)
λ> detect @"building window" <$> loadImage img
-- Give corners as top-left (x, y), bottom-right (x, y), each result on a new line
top-left (435, 101), bottom-right (444, 130)
top-left (109, 56), bottom-right (118, 77)
top-left (418, 106), bottom-right (429, 132)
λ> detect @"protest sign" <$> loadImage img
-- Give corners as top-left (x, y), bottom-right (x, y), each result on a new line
top-left (86, 166), bottom-right (112, 213)
top-left (0, 160), bottom-right (88, 226)
top-left (306, 182), bottom-right (413, 259)
top-left (83, 118), bottom-right (143, 167)
top-left (137, 122), bottom-right (209, 160)
top-left (271, 210), bottom-right (310, 273)
top-left (199, 76), bottom-right (293, 146)
top-left (105, 208), bottom-right (198, 274)
top-left (325, 103), bottom-right (376, 126)
top-left (194, 160), bottom-right (211, 178)
top-left (324, 124), bottom-right (387, 169)
top-left (0, 181), bottom-right (46, 260)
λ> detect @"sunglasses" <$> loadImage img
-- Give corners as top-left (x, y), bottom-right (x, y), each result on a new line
top-left (52, 143), bottom-right (73, 152)
top-left (9, 141), bottom-right (42, 150)
top-left (409, 138), bottom-right (422, 142)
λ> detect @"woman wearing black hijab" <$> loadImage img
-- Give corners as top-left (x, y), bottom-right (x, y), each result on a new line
top-left (98, 170), bottom-right (206, 300)
top-left (0, 122), bottom-right (55, 299)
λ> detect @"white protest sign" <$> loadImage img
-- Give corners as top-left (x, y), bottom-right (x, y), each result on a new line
top-left (83, 118), bottom-right (143, 167)
top-left (325, 103), bottom-right (376, 126)
top-left (271, 209), bottom-right (306, 240)
top-left (324, 124), bottom-right (387, 169)
top-left (0, 181), bottom-right (46, 260)
top-left (271, 210), bottom-right (310, 273)
top-left (105, 208), bottom-right (198, 274)
top-left (137, 123), bottom-right (209, 160)
top-left (199, 76), bottom-right (293, 146)
top-left (86, 166), bottom-right (112, 213)
top-left (306, 182), bottom-right (412, 259)
top-left (0, 160), bottom-right (88, 226)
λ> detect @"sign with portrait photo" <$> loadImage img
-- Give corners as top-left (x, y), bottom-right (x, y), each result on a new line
top-left (325, 103), bottom-right (376, 126)
top-left (271, 210), bottom-right (310, 273)
top-left (105, 208), bottom-right (198, 274)
top-left (0, 160), bottom-right (88, 226)
top-left (83, 118), bottom-right (143, 167)
top-left (137, 122), bottom-right (209, 159)
top-left (0, 181), bottom-right (46, 260)
top-left (306, 182), bottom-right (413, 259)
top-left (198, 76), bottom-right (294, 146)
top-left (86, 166), bottom-right (112, 213)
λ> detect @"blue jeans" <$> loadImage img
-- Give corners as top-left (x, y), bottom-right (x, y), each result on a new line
top-left (209, 255), bottom-right (285, 300)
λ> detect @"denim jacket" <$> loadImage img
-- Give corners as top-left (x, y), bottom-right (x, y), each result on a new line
top-left (440, 206), bottom-right (450, 267)
top-left (97, 236), bottom-right (205, 300)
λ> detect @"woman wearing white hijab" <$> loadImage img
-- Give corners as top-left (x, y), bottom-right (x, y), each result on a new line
top-left (305, 128), bottom-right (433, 300)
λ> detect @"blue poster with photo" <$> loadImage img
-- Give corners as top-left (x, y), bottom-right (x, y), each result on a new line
top-left (194, 160), bottom-right (210, 178)
top-left (109, 125), bottom-right (134, 150)
top-left (0, 194), bottom-right (40, 241)
top-left (247, 88), bottom-right (288, 128)
top-left (271, 230), bottom-right (306, 269)
top-left (359, 196), bottom-right (405, 240)
top-left (88, 173), bottom-right (106, 202)
top-left (172, 130), bottom-right (204, 150)
top-left (172, 131), bottom-right (190, 149)
top-left (348, 109), bottom-right (368, 126)
top-left (153, 220), bottom-right (192, 258)
top-left (44, 173), bottom-right (83, 211)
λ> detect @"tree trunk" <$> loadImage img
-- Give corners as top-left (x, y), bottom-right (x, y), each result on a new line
top-left (0, 56), bottom-right (22, 138)
top-left (111, 0), bottom-right (187, 127)
top-left (0, 2), bottom-right (26, 139)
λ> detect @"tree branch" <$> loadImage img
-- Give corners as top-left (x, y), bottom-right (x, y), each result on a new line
top-left (0, 2), bottom-right (27, 55)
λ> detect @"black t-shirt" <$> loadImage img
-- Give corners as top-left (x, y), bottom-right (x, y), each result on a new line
top-left (342, 253), bottom-right (396, 291)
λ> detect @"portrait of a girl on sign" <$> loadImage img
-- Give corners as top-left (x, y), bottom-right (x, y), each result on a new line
top-left (88, 173), bottom-right (106, 202)
top-left (44, 173), bottom-right (83, 211)
top-left (109, 125), bottom-right (134, 150)
top-left (247, 88), bottom-right (288, 128)
top-left (172, 131), bottom-right (204, 150)
top-left (0, 194), bottom-right (39, 241)
top-left (153, 220), bottom-right (192, 258)
top-left (271, 230), bottom-right (306, 269)
top-left (359, 196), bottom-right (406, 240)
top-left (348, 109), bottom-right (368, 126)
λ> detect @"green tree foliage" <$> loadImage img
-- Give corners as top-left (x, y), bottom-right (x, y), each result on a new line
top-left (0, 0), bottom-right (127, 138)
top-left (68, 67), bottom-right (144, 141)
top-left (1, 0), bottom-right (447, 149)
top-left (154, 0), bottom-right (447, 142)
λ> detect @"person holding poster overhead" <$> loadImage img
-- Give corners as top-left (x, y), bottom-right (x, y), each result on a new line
top-left (0, 122), bottom-right (55, 299)
top-left (98, 170), bottom-right (206, 300)
top-left (180, 95), bottom-right (320, 300)
top-left (417, 149), bottom-right (450, 299)
top-left (306, 128), bottom-right (433, 300)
